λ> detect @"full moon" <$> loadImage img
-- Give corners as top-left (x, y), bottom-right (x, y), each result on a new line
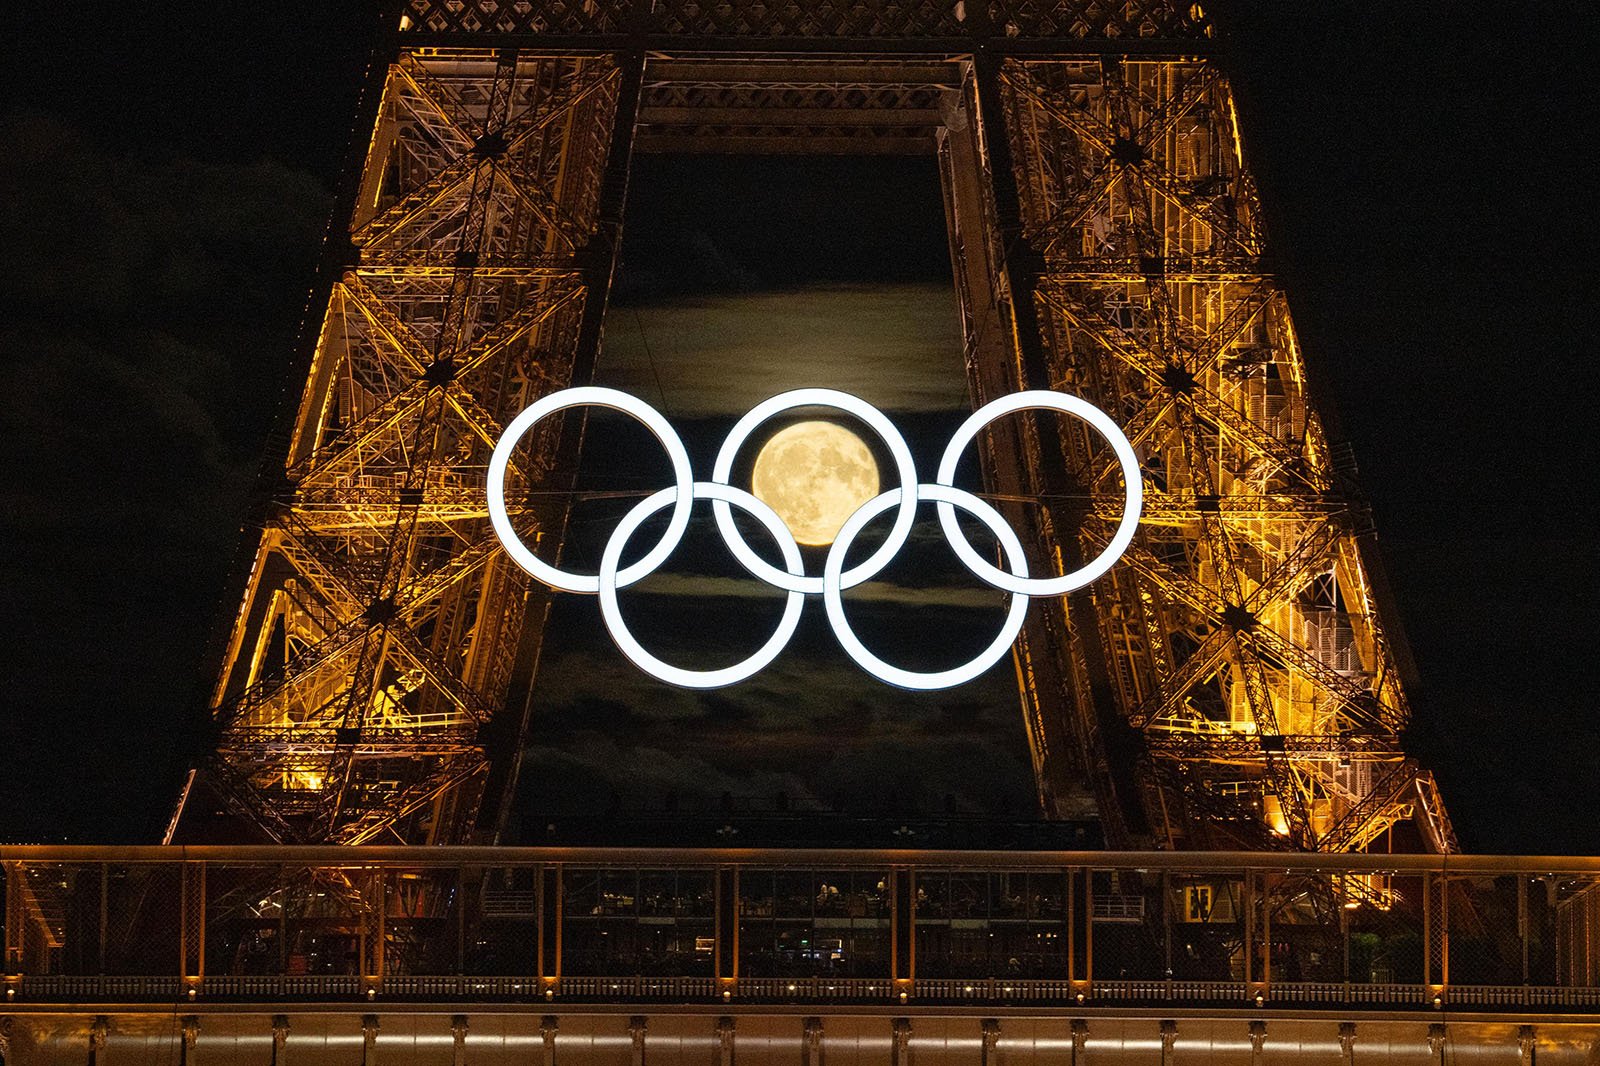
top-left (751, 421), bottom-right (880, 547)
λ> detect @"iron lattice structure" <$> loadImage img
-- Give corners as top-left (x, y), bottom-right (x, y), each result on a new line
top-left (174, 0), bottom-right (1453, 853)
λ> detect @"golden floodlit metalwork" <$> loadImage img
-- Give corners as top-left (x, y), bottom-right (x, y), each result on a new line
top-left (10, 6), bottom-right (1595, 1060)
top-left (163, 0), bottom-right (1453, 859)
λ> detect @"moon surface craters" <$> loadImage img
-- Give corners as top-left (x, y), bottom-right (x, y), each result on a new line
top-left (750, 420), bottom-right (880, 547)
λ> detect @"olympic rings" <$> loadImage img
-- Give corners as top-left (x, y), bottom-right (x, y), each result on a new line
top-left (935, 390), bottom-right (1143, 597)
top-left (824, 484), bottom-right (1030, 691)
top-left (600, 482), bottom-right (806, 690)
top-left (486, 387), bottom-right (1142, 690)
top-left (487, 387), bottom-right (693, 594)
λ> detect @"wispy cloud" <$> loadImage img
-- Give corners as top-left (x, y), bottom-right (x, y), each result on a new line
top-left (597, 283), bottom-right (968, 417)
top-left (621, 570), bottom-right (1008, 610)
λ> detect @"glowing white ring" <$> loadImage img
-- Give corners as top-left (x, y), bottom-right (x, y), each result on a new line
top-left (822, 484), bottom-right (1031, 691)
top-left (487, 386), bottom-right (694, 594)
top-left (710, 389), bottom-right (919, 595)
top-left (934, 390), bottom-right (1143, 597)
top-left (599, 481), bottom-right (806, 689)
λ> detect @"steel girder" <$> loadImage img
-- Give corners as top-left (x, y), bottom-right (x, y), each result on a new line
top-left (939, 54), bottom-right (1455, 852)
top-left (177, 47), bottom-right (637, 845)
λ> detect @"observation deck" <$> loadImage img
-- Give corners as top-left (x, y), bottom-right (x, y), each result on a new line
top-left (3, 847), bottom-right (1599, 1061)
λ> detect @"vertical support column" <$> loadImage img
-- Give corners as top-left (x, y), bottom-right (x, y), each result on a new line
top-left (456, 867), bottom-right (469, 976)
top-left (1259, 873), bottom-right (1272, 1003)
top-left (1243, 871), bottom-right (1258, 1000)
top-left (181, 861), bottom-right (205, 994)
top-left (278, 864), bottom-right (289, 976)
top-left (1424, 871), bottom-right (1448, 1004)
top-left (98, 863), bottom-right (109, 976)
top-left (1518, 876), bottom-right (1530, 989)
top-left (1161, 871), bottom-right (1173, 981)
top-left (715, 867), bottom-right (739, 997)
top-left (892, 868), bottom-right (914, 993)
top-left (3, 857), bottom-right (24, 973)
top-left (1069, 867), bottom-right (1092, 1000)
top-left (1340, 892), bottom-right (1351, 986)
top-left (369, 867), bottom-right (386, 992)
top-left (540, 865), bottom-right (562, 994)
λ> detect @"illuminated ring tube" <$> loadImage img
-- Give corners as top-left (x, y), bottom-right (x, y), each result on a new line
top-left (934, 390), bottom-right (1142, 597)
top-left (710, 389), bottom-right (919, 595)
top-left (599, 481), bottom-right (806, 689)
top-left (487, 386), bottom-right (694, 594)
top-left (822, 484), bottom-right (1029, 691)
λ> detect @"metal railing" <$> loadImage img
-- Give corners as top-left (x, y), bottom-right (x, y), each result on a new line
top-left (4, 846), bottom-right (1598, 1010)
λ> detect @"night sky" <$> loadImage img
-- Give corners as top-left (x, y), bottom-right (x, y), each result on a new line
top-left (1, 2), bottom-right (1593, 851)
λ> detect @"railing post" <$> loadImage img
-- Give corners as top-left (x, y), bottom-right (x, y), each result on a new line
top-left (1066, 868), bottom-right (1086, 999)
top-left (715, 866), bottom-right (739, 998)
top-left (892, 867), bottom-right (914, 996)
top-left (1243, 871), bottom-right (1258, 1001)
top-left (180, 861), bottom-right (205, 995)
top-left (1340, 890), bottom-right (1351, 988)
top-left (1438, 873), bottom-right (1450, 1004)
top-left (1161, 871), bottom-right (1173, 983)
top-left (277, 864), bottom-right (288, 976)
top-left (370, 866), bottom-right (386, 992)
top-left (539, 864), bottom-right (562, 995)
top-left (1081, 868), bottom-right (1094, 998)
top-left (3, 861), bottom-right (23, 988)
top-left (1261, 872), bottom-right (1272, 1002)
top-left (1422, 870), bottom-right (1431, 989)
top-left (1423, 871), bottom-right (1447, 1005)
top-left (457, 866), bottom-right (468, 976)
top-left (1518, 875), bottom-right (1530, 988)
top-left (98, 863), bottom-right (108, 976)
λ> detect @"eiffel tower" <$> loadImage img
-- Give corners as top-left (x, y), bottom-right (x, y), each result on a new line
top-left (168, 0), bottom-right (1454, 854)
